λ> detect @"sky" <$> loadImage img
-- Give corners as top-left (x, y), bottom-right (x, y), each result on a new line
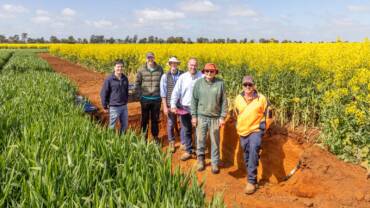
top-left (1, 0), bottom-right (370, 42)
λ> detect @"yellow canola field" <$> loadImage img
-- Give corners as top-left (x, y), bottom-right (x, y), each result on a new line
top-left (48, 43), bottom-right (370, 164)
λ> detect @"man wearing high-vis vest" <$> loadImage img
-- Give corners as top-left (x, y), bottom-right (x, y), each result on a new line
top-left (234, 75), bottom-right (270, 195)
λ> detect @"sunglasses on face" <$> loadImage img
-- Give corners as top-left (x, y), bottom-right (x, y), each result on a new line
top-left (204, 70), bottom-right (216, 74)
top-left (243, 83), bottom-right (254, 87)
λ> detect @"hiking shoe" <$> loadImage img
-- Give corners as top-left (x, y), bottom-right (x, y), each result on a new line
top-left (197, 160), bottom-right (205, 172)
top-left (211, 165), bottom-right (220, 174)
top-left (180, 152), bottom-right (192, 161)
top-left (168, 141), bottom-right (175, 153)
top-left (244, 183), bottom-right (256, 195)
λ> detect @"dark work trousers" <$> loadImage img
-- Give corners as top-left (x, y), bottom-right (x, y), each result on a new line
top-left (180, 113), bottom-right (193, 154)
top-left (140, 100), bottom-right (161, 139)
top-left (240, 131), bottom-right (263, 184)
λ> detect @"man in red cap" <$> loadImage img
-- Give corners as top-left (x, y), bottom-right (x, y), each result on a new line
top-left (234, 75), bottom-right (269, 194)
top-left (191, 63), bottom-right (228, 174)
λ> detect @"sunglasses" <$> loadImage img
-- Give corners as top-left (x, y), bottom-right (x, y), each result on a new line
top-left (243, 83), bottom-right (254, 87)
top-left (204, 70), bottom-right (216, 74)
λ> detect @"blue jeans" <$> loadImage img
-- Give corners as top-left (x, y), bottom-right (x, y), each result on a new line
top-left (240, 131), bottom-right (263, 184)
top-left (196, 116), bottom-right (220, 166)
top-left (109, 105), bottom-right (128, 135)
top-left (180, 113), bottom-right (193, 153)
top-left (167, 112), bottom-right (177, 142)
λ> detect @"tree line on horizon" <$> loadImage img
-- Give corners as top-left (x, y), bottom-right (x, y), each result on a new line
top-left (1, 33), bottom-right (350, 44)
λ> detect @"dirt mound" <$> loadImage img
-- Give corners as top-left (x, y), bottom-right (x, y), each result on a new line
top-left (40, 53), bottom-right (370, 208)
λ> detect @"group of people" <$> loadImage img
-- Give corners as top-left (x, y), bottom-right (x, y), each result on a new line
top-left (100, 52), bottom-right (271, 194)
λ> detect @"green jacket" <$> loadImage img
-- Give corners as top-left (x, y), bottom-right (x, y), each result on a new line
top-left (191, 77), bottom-right (228, 119)
top-left (135, 63), bottom-right (163, 100)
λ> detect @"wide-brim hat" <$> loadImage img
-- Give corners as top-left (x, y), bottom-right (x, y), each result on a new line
top-left (168, 57), bottom-right (180, 64)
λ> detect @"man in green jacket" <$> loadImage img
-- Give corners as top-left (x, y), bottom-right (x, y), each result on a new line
top-left (135, 52), bottom-right (163, 143)
top-left (191, 63), bottom-right (228, 174)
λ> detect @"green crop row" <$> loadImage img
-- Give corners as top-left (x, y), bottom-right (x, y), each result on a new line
top-left (0, 51), bottom-right (224, 207)
top-left (2, 51), bottom-right (51, 73)
top-left (0, 51), bottom-right (13, 69)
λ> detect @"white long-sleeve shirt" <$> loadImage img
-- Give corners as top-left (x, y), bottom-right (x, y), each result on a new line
top-left (170, 71), bottom-right (203, 109)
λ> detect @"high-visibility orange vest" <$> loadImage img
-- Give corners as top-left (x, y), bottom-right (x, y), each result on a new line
top-left (234, 92), bottom-right (274, 136)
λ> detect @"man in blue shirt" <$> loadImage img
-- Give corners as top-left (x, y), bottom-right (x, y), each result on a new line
top-left (100, 59), bottom-right (129, 135)
top-left (160, 56), bottom-right (183, 153)
top-left (171, 58), bottom-right (203, 160)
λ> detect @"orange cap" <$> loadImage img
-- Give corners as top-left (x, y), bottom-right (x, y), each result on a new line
top-left (202, 63), bottom-right (219, 74)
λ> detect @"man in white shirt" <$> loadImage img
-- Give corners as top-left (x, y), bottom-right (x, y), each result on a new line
top-left (171, 58), bottom-right (203, 161)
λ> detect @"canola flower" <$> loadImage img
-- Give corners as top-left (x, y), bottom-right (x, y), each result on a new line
top-left (48, 43), bottom-right (370, 165)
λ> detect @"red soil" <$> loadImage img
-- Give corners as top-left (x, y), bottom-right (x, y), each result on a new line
top-left (40, 53), bottom-right (370, 208)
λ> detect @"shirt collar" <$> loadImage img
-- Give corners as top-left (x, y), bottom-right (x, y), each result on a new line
top-left (111, 73), bottom-right (123, 80)
top-left (241, 90), bottom-right (259, 99)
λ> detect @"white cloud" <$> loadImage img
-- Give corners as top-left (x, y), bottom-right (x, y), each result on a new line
top-left (229, 6), bottom-right (258, 17)
top-left (51, 22), bottom-right (65, 28)
top-left (347, 5), bottom-right (370, 13)
top-left (136, 9), bottom-right (185, 24)
top-left (0, 4), bottom-right (28, 18)
top-left (332, 18), bottom-right (355, 27)
top-left (86, 20), bottom-right (115, 28)
top-left (36, 10), bottom-right (49, 15)
top-left (179, 0), bottom-right (218, 13)
top-left (2, 4), bottom-right (28, 13)
top-left (31, 16), bottom-right (52, 24)
top-left (61, 8), bottom-right (76, 17)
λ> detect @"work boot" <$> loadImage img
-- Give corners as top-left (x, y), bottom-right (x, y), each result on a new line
top-left (180, 152), bottom-right (192, 161)
top-left (168, 141), bottom-right (175, 153)
top-left (211, 164), bottom-right (220, 174)
top-left (197, 160), bottom-right (205, 172)
top-left (154, 137), bottom-right (161, 146)
top-left (244, 182), bottom-right (256, 195)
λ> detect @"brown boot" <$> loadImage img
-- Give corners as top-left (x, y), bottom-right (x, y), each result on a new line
top-left (197, 160), bottom-right (205, 172)
top-left (211, 164), bottom-right (220, 174)
top-left (244, 183), bottom-right (256, 195)
top-left (168, 141), bottom-right (175, 153)
top-left (180, 152), bottom-right (192, 161)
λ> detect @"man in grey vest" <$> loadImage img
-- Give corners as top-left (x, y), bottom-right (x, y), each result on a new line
top-left (135, 52), bottom-right (163, 144)
top-left (160, 56), bottom-right (183, 153)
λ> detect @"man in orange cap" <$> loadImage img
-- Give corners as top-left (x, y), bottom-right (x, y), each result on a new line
top-left (191, 63), bottom-right (228, 174)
